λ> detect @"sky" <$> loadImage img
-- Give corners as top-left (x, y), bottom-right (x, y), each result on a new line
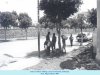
top-left (0, 0), bottom-right (97, 24)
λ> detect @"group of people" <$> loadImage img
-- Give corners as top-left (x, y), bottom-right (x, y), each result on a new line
top-left (61, 34), bottom-right (74, 52)
top-left (44, 32), bottom-right (56, 55)
top-left (44, 32), bottom-right (74, 55)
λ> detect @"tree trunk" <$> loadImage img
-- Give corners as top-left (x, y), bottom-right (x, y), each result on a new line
top-left (4, 27), bottom-right (7, 40)
top-left (38, 26), bottom-right (40, 57)
top-left (93, 27), bottom-right (95, 31)
top-left (58, 28), bottom-right (61, 50)
top-left (57, 25), bottom-right (61, 51)
top-left (75, 28), bottom-right (76, 33)
top-left (68, 28), bottom-right (69, 33)
top-left (80, 25), bottom-right (83, 46)
top-left (25, 29), bottom-right (27, 40)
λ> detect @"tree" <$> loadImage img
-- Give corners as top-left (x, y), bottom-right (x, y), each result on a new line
top-left (18, 13), bottom-right (32, 40)
top-left (40, 0), bottom-right (82, 50)
top-left (67, 18), bottom-right (79, 32)
top-left (39, 15), bottom-right (56, 29)
top-left (87, 8), bottom-right (97, 30)
top-left (77, 14), bottom-right (86, 31)
top-left (0, 11), bottom-right (18, 40)
top-left (76, 14), bottom-right (87, 45)
top-left (11, 11), bottom-right (19, 27)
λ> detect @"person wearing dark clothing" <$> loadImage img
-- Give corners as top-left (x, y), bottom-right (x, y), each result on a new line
top-left (44, 32), bottom-right (51, 55)
top-left (69, 34), bottom-right (73, 46)
top-left (46, 32), bottom-right (50, 41)
top-left (52, 33), bottom-right (56, 52)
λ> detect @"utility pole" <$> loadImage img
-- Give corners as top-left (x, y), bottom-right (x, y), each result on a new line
top-left (37, 0), bottom-right (40, 57)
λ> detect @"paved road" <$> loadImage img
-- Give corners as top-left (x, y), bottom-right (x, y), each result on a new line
top-left (0, 33), bottom-right (92, 70)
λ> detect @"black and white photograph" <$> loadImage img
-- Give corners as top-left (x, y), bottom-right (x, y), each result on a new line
top-left (0, 0), bottom-right (98, 70)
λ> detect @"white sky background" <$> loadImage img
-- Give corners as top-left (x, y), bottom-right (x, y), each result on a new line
top-left (0, 0), bottom-right (97, 24)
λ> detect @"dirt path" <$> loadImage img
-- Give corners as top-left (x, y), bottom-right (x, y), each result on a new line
top-left (25, 48), bottom-right (83, 70)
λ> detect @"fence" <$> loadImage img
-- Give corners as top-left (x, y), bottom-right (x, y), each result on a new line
top-left (0, 27), bottom-right (94, 40)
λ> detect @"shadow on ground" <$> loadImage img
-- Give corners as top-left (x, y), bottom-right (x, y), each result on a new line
top-left (25, 49), bottom-right (67, 59)
top-left (25, 50), bottom-right (45, 58)
top-left (0, 40), bottom-right (13, 43)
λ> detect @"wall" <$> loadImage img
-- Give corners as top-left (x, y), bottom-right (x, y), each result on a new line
top-left (96, 0), bottom-right (100, 63)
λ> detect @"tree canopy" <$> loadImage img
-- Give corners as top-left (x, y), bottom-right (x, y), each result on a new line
top-left (87, 8), bottom-right (97, 28)
top-left (40, 0), bottom-right (82, 24)
top-left (18, 13), bottom-right (32, 29)
top-left (39, 15), bottom-right (56, 29)
top-left (66, 18), bottom-right (78, 29)
top-left (0, 11), bottom-right (18, 28)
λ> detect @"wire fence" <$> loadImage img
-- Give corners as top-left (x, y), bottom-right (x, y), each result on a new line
top-left (0, 27), bottom-right (94, 40)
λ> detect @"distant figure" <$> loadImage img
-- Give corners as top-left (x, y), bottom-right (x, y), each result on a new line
top-left (69, 34), bottom-right (73, 46)
top-left (44, 32), bottom-right (51, 55)
top-left (61, 35), bottom-right (67, 52)
top-left (46, 32), bottom-right (50, 41)
top-left (52, 33), bottom-right (56, 52)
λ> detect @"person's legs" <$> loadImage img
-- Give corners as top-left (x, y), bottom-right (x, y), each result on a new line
top-left (64, 44), bottom-right (66, 53)
top-left (70, 40), bottom-right (72, 46)
top-left (71, 41), bottom-right (72, 46)
top-left (47, 47), bottom-right (50, 56)
top-left (54, 43), bottom-right (56, 49)
top-left (52, 42), bottom-right (54, 51)
top-left (62, 46), bottom-right (63, 52)
top-left (52, 46), bottom-right (53, 50)
top-left (72, 40), bottom-right (73, 46)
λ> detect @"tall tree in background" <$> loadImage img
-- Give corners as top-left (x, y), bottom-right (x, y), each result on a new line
top-left (11, 11), bottom-right (18, 27)
top-left (77, 14), bottom-right (86, 32)
top-left (0, 12), bottom-right (18, 40)
top-left (18, 13), bottom-right (32, 40)
top-left (67, 18), bottom-right (78, 32)
top-left (87, 8), bottom-right (97, 30)
top-left (40, 0), bottom-right (82, 50)
top-left (77, 14), bottom-right (86, 45)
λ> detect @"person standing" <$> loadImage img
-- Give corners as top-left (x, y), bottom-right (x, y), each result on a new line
top-left (62, 35), bottom-right (67, 53)
top-left (69, 34), bottom-right (73, 46)
top-left (52, 33), bottom-right (56, 52)
top-left (44, 32), bottom-right (51, 55)
top-left (46, 32), bottom-right (50, 41)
